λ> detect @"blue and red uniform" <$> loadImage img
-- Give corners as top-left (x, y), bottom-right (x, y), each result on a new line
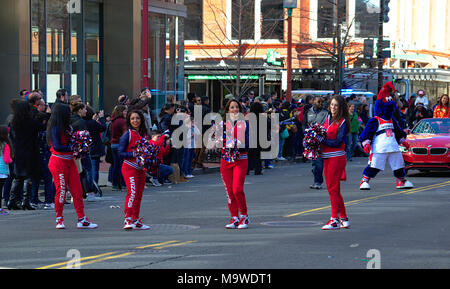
top-left (48, 127), bottom-right (85, 219)
top-left (119, 129), bottom-right (147, 220)
top-left (219, 120), bottom-right (250, 219)
top-left (321, 116), bottom-right (348, 220)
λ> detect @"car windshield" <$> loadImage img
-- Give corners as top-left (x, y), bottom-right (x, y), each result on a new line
top-left (412, 119), bottom-right (450, 134)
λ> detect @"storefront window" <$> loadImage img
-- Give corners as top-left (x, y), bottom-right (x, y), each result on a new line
top-left (31, 0), bottom-right (102, 108)
top-left (85, 1), bottom-right (102, 110)
top-left (31, 0), bottom-right (46, 95)
top-left (46, 0), bottom-right (71, 103)
top-left (149, 12), bottom-right (166, 113)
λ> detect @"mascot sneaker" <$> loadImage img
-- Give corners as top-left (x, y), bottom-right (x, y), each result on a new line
top-left (322, 218), bottom-right (340, 230)
top-left (360, 180), bottom-right (371, 190)
top-left (225, 216), bottom-right (240, 229)
top-left (396, 179), bottom-right (414, 189)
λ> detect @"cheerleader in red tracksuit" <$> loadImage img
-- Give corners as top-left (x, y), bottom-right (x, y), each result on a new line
top-left (321, 96), bottom-right (350, 230)
top-left (216, 99), bottom-right (250, 229)
top-left (119, 109), bottom-right (150, 230)
top-left (47, 104), bottom-right (98, 229)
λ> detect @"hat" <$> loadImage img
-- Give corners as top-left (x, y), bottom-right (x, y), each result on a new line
top-left (418, 90), bottom-right (424, 96)
top-left (416, 102), bottom-right (424, 107)
top-left (297, 98), bottom-right (305, 104)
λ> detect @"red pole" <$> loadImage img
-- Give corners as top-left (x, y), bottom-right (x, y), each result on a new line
top-left (286, 8), bottom-right (293, 103)
top-left (142, 0), bottom-right (149, 88)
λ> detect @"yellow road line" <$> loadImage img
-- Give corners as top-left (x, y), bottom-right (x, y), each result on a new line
top-left (36, 240), bottom-right (197, 269)
top-left (154, 241), bottom-right (197, 250)
top-left (36, 251), bottom-right (118, 269)
top-left (57, 252), bottom-right (135, 269)
top-left (136, 240), bottom-right (179, 249)
top-left (285, 181), bottom-right (450, 218)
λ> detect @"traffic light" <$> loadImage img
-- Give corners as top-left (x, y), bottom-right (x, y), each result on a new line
top-left (383, 0), bottom-right (390, 23)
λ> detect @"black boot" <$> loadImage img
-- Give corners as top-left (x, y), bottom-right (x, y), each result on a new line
top-left (22, 179), bottom-right (35, 210)
top-left (7, 200), bottom-right (21, 210)
top-left (8, 178), bottom-right (23, 210)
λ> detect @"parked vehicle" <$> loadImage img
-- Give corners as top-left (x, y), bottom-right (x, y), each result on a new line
top-left (400, 118), bottom-right (450, 174)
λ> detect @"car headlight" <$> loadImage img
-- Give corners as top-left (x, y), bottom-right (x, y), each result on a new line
top-left (399, 145), bottom-right (409, 153)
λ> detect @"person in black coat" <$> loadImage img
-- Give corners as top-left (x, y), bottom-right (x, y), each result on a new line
top-left (247, 102), bottom-right (265, 175)
top-left (7, 100), bottom-right (41, 210)
top-left (84, 106), bottom-right (106, 195)
top-left (70, 103), bottom-right (95, 199)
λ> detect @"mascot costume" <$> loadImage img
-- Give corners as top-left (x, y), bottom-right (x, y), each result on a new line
top-left (359, 81), bottom-right (414, 190)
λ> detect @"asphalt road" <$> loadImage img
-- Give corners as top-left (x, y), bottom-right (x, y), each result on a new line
top-left (0, 158), bottom-right (449, 270)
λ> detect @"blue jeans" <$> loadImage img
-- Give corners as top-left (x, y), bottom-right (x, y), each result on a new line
top-left (278, 137), bottom-right (286, 158)
top-left (182, 148), bottom-right (195, 176)
top-left (346, 133), bottom-right (359, 160)
top-left (312, 157), bottom-right (324, 185)
top-left (111, 144), bottom-right (124, 188)
top-left (91, 157), bottom-right (101, 184)
top-left (81, 156), bottom-right (94, 193)
top-left (31, 157), bottom-right (55, 204)
top-left (157, 164), bottom-right (174, 183)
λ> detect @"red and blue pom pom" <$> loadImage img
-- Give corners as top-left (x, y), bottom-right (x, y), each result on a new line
top-left (134, 137), bottom-right (160, 173)
top-left (303, 123), bottom-right (327, 160)
top-left (71, 130), bottom-right (93, 159)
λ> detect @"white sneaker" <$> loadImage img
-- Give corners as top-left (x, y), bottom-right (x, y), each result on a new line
top-left (56, 217), bottom-right (65, 229)
top-left (185, 174), bottom-right (194, 178)
top-left (276, 156), bottom-right (287, 161)
top-left (133, 218), bottom-right (150, 230)
top-left (123, 217), bottom-right (135, 230)
top-left (44, 203), bottom-right (55, 210)
top-left (237, 215), bottom-right (249, 229)
top-left (150, 177), bottom-right (162, 187)
top-left (340, 217), bottom-right (350, 229)
top-left (87, 193), bottom-right (101, 202)
top-left (225, 216), bottom-right (240, 229)
top-left (360, 180), bottom-right (371, 190)
top-left (321, 218), bottom-right (340, 230)
top-left (396, 179), bottom-right (414, 189)
top-left (77, 217), bottom-right (98, 229)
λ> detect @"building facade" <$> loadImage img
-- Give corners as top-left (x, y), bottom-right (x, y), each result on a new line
top-left (0, 0), bottom-right (186, 123)
top-left (184, 0), bottom-right (450, 100)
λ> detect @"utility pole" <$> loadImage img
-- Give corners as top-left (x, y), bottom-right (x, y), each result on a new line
top-left (284, 0), bottom-right (297, 103)
top-left (286, 8), bottom-right (292, 102)
top-left (377, 0), bottom-right (385, 93)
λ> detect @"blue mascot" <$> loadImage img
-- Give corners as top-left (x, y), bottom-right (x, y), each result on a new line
top-left (359, 82), bottom-right (414, 190)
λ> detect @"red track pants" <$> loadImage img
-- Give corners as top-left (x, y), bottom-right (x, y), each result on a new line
top-left (48, 156), bottom-right (85, 219)
top-left (220, 158), bottom-right (248, 217)
top-left (323, 155), bottom-right (348, 219)
top-left (122, 164), bottom-right (146, 220)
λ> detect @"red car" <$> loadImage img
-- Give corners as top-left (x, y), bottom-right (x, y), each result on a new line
top-left (400, 118), bottom-right (450, 174)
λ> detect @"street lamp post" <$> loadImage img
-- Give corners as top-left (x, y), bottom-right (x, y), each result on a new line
top-left (284, 0), bottom-right (297, 103)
